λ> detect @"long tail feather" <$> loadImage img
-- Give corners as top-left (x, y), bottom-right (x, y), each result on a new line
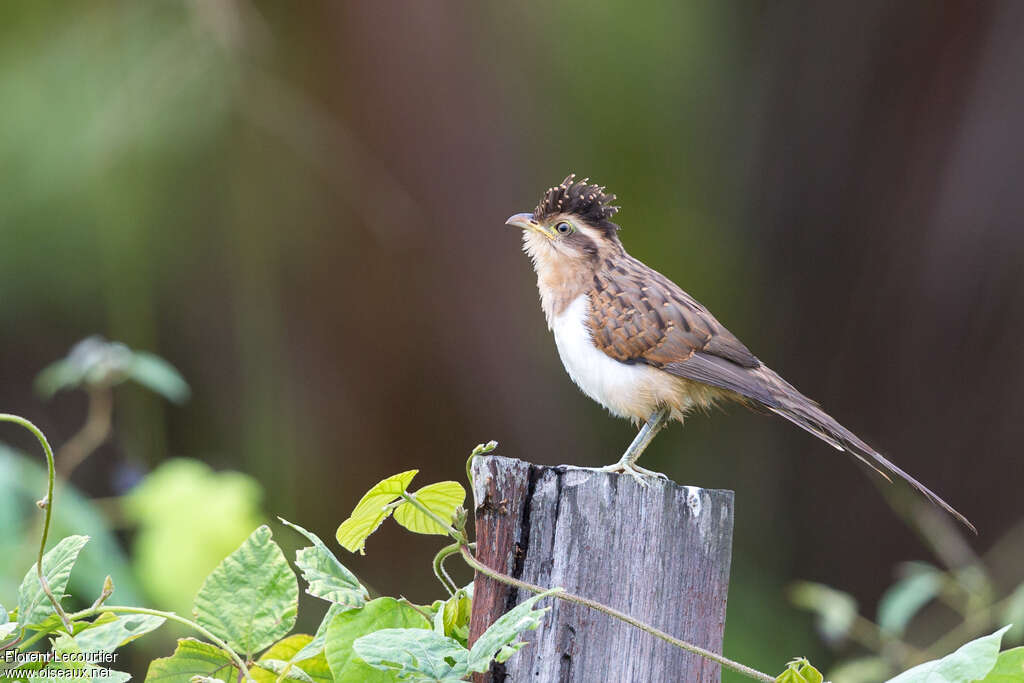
top-left (763, 373), bottom-right (976, 534)
top-left (664, 353), bottom-right (976, 532)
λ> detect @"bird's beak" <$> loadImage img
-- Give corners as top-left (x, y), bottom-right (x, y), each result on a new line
top-left (505, 213), bottom-right (552, 239)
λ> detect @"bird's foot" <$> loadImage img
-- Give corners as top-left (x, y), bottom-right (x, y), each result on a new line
top-left (597, 461), bottom-right (669, 487)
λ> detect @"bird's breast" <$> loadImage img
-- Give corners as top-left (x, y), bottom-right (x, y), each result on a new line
top-left (549, 294), bottom-right (682, 421)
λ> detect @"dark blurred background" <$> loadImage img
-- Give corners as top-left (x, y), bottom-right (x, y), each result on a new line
top-left (2, 1), bottom-right (1022, 679)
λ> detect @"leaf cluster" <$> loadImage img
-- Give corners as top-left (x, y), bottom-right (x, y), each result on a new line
top-left (1, 454), bottom-right (550, 683)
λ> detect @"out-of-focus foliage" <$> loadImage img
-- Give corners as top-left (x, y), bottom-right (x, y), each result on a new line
top-left (36, 336), bottom-right (189, 404)
top-left (788, 582), bottom-right (858, 645)
top-left (122, 459), bottom-right (263, 614)
top-left (0, 445), bottom-right (142, 607)
top-left (792, 553), bottom-right (1024, 681)
top-left (877, 562), bottom-right (944, 636)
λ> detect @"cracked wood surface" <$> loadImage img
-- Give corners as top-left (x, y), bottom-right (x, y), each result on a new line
top-left (468, 455), bottom-right (734, 682)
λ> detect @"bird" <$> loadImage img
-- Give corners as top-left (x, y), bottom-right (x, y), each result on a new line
top-left (505, 174), bottom-right (974, 533)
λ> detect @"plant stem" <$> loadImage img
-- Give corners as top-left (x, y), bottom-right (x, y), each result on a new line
top-left (0, 414), bottom-right (74, 634)
top-left (101, 606), bottom-right (252, 681)
top-left (56, 387), bottom-right (113, 478)
top-left (466, 454), bottom-right (477, 505)
top-left (432, 542), bottom-right (460, 595)
top-left (401, 491), bottom-right (467, 594)
top-left (88, 576), bottom-right (115, 612)
top-left (465, 441), bottom-right (497, 508)
top-left (459, 545), bottom-right (775, 683)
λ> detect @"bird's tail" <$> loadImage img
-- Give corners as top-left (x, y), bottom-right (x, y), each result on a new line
top-left (757, 367), bottom-right (977, 534)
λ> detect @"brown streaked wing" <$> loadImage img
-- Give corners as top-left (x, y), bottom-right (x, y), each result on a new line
top-left (587, 254), bottom-right (759, 369)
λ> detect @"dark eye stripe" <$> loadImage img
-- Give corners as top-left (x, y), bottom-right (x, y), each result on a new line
top-left (576, 233), bottom-right (599, 259)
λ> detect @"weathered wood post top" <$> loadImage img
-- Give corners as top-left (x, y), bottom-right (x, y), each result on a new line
top-left (468, 455), bottom-right (735, 683)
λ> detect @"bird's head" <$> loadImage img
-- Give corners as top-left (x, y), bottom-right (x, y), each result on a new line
top-left (505, 174), bottom-right (621, 269)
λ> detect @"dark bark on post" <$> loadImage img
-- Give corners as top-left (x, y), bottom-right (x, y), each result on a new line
top-left (468, 455), bottom-right (734, 683)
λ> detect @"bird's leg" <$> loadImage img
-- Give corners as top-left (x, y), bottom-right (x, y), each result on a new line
top-left (598, 406), bottom-right (671, 486)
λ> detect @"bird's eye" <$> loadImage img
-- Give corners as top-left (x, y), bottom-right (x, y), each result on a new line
top-left (555, 221), bottom-right (573, 235)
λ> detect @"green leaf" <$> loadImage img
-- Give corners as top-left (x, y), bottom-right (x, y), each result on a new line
top-left (795, 660), bottom-right (822, 683)
top-left (979, 646), bottom-right (1024, 682)
top-left (336, 470), bottom-right (418, 554)
top-left (193, 525), bottom-right (298, 659)
top-left (279, 517), bottom-right (368, 607)
top-left (393, 482), bottom-right (466, 536)
top-left (775, 658), bottom-right (822, 683)
top-left (788, 581), bottom-right (858, 643)
top-left (353, 628), bottom-right (468, 681)
top-left (466, 589), bottom-right (558, 673)
top-left (128, 351), bottom-right (191, 403)
top-left (877, 562), bottom-right (942, 635)
top-left (256, 659), bottom-right (314, 683)
top-left (888, 625), bottom-right (1011, 682)
top-left (51, 612), bottom-right (165, 654)
top-left (293, 603), bottom-right (347, 663)
top-left (254, 634), bottom-right (332, 683)
top-left (67, 612), bottom-right (166, 652)
top-left (17, 535), bottom-right (90, 629)
top-left (145, 637), bottom-right (239, 683)
top-left (798, 664), bottom-right (822, 683)
top-left (433, 586), bottom-right (473, 646)
top-left (324, 597), bottom-right (431, 683)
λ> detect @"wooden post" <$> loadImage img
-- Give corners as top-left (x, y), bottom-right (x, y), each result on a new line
top-left (468, 455), bottom-right (734, 683)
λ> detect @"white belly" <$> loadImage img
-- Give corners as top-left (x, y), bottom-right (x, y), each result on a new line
top-left (549, 294), bottom-right (679, 421)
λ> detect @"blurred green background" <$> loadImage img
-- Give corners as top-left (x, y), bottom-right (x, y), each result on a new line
top-left (2, 1), bottom-right (1022, 680)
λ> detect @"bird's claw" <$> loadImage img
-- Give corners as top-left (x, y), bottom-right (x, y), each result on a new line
top-left (597, 461), bottom-right (669, 487)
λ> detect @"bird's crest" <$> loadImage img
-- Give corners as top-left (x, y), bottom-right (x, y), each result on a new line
top-left (533, 174), bottom-right (620, 237)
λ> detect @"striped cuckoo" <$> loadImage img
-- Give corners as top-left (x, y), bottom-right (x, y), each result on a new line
top-left (506, 174), bottom-right (973, 532)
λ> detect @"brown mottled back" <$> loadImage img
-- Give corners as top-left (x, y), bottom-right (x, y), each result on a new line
top-left (587, 253), bottom-right (759, 370)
